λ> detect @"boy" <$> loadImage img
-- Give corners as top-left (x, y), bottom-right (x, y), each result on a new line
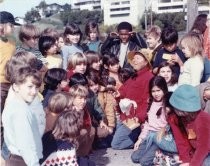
top-left (101, 21), bottom-right (147, 69)
top-left (153, 26), bottom-right (186, 77)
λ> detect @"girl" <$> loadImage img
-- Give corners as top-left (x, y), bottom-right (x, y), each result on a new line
top-left (62, 23), bottom-right (87, 69)
top-left (157, 61), bottom-right (178, 92)
top-left (41, 110), bottom-right (81, 166)
top-left (84, 20), bottom-right (102, 52)
top-left (101, 55), bottom-right (122, 90)
top-left (45, 92), bottom-right (71, 133)
top-left (68, 85), bottom-right (95, 157)
top-left (42, 68), bottom-right (68, 108)
top-left (178, 34), bottom-right (204, 86)
top-left (2, 66), bottom-right (43, 166)
top-left (38, 35), bottom-right (62, 69)
top-left (85, 50), bottom-right (101, 74)
top-left (169, 84), bottom-right (210, 166)
top-left (131, 76), bottom-right (168, 165)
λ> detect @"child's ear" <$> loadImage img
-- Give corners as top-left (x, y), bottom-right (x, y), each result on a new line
top-left (12, 83), bottom-right (19, 93)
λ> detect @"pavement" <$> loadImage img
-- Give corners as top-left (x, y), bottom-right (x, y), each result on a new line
top-left (90, 148), bottom-right (138, 166)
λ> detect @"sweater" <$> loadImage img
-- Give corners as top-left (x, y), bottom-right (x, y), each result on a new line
top-left (119, 67), bottom-right (153, 123)
top-left (178, 56), bottom-right (204, 86)
top-left (139, 101), bottom-right (167, 141)
top-left (41, 132), bottom-right (78, 166)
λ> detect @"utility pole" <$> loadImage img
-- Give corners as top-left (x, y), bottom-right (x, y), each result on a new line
top-left (144, 0), bottom-right (148, 31)
top-left (187, 0), bottom-right (198, 32)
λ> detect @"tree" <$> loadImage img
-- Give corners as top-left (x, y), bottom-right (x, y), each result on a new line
top-left (25, 8), bottom-right (41, 23)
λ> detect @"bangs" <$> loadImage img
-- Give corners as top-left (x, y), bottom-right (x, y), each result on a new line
top-left (70, 85), bottom-right (88, 98)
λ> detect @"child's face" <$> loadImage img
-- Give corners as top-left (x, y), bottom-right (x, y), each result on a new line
top-left (57, 37), bottom-right (64, 49)
top-left (91, 61), bottom-right (101, 71)
top-left (24, 36), bottom-right (38, 48)
top-left (146, 34), bottom-right (160, 49)
top-left (164, 43), bottom-right (177, 52)
top-left (46, 44), bottom-right (57, 55)
top-left (204, 88), bottom-right (210, 100)
top-left (108, 63), bottom-right (119, 73)
top-left (118, 29), bottom-right (130, 44)
top-left (158, 66), bottom-right (172, 84)
top-left (89, 82), bottom-right (99, 93)
top-left (73, 96), bottom-right (86, 111)
top-left (2, 23), bottom-right (14, 35)
top-left (14, 76), bottom-right (39, 104)
top-left (89, 30), bottom-right (98, 41)
top-left (74, 63), bottom-right (87, 74)
top-left (181, 43), bottom-right (191, 58)
top-left (67, 34), bottom-right (80, 44)
top-left (151, 85), bottom-right (164, 102)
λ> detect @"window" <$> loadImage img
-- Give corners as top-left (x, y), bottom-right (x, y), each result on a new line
top-left (121, 1), bottom-right (130, 4)
top-left (110, 13), bottom-right (130, 17)
top-left (110, 7), bottom-right (130, 11)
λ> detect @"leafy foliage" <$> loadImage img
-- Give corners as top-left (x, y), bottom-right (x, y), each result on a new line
top-left (25, 9), bottom-right (41, 23)
top-left (140, 12), bottom-right (186, 31)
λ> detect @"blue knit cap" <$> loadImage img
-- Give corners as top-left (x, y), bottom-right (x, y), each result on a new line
top-left (169, 84), bottom-right (201, 112)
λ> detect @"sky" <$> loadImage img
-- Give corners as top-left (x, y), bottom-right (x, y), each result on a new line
top-left (0, 0), bottom-right (71, 17)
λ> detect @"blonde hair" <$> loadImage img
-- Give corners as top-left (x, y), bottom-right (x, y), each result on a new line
top-left (67, 52), bottom-right (87, 70)
top-left (69, 84), bottom-right (88, 99)
top-left (47, 92), bottom-right (71, 114)
top-left (145, 25), bottom-right (161, 39)
top-left (180, 34), bottom-right (204, 57)
top-left (19, 24), bottom-right (40, 42)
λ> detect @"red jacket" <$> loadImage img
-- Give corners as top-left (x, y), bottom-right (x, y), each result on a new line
top-left (186, 111), bottom-right (210, 166)
top-left (119, 67), bottom-right (153, 123)
top-left (167, 113), bottom-right (193, 163)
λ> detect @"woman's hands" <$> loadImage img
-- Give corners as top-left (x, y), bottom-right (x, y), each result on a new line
top-left (133, 138), bottom-right (142, 151)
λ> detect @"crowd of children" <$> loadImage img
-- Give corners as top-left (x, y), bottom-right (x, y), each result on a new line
top-left (1, 10), bottom-right (210, 166)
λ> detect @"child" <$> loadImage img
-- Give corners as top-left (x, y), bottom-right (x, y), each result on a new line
top-left (145, 25), bottom-right (162, 64)
top-left (68, 85), bottom-right (95, 157)
top-left (131, 76), bottom-right (169, 165)
top-left (41, 111), bottom-right (81, 165)
top-left (101, 55), bottom-right (122, 90)
top-left (38, 35), bottom-right (62, 69)
top-left (42, 68), bottom-right (68, 108)
top-left (2, 66), bottom-right (43, 165)
top-left (169, 84), bottom-right (210, 166)
top-left (45, 92), bottom-right (71, 133)
top-left (84, 20), bottom-right (102, 52)
top-left (101, 21), bottom-right (147, 69)
top-left (62, 23), bottom-right (87, 69)
top-left (85, 50), bottom-right (101, 75)
top-left (153, 26), bottom-right (186, 76)
top-left (178, 34), bottom-right (204, 86)
top-left (157, 61), bottom-right (178, 92)
top-left (67, 52), bottom-right (87, 79)
top-left (197, 82), bottom-right (210, 113)
top-left (16, 24), bottom-right (47, 71)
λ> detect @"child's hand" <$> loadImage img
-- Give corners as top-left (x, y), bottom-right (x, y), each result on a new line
top-left (170, 53), bottom-right (183, 66)
top-left (133, 138), bottom-right (142, 151)
top-left (112, 90), bottom-right (120, 98)
top-left (99, 120), bottom-right (109, 130)
top-left (110, 32), bottom-right (119, 38)
top-left (108, 126), bottom-right (114, 134)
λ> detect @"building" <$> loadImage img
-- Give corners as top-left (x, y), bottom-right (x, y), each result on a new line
top-left (103, 0), bottom-right (145, 26)
top-left (71, 0), bottom-right (101, 11)
top-left (151, 0), bottom-right (210, 15)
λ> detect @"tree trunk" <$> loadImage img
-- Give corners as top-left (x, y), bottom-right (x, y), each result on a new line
top-left (187, 0), bottom-right (198, 32)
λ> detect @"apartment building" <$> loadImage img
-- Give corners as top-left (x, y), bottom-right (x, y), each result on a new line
top-left (71, 0), bottom-right (101, 11)
top-left (103, 0), bottom-right (145, 26)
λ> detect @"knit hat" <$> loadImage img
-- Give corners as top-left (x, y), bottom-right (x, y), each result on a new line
top-left (169, 84), bottom-right (201, 112)
top-left (0, 11), bottom-right (20, 25)
top-left (127, 48), bottom-right (152, 67)
top-left (117, 21), bottom-right (132, 32)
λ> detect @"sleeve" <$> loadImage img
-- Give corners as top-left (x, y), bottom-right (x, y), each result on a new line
top-left (177, 49), bottom-right (186, 63)
top-left (131, 33), bottom-right (147, 49)
top-left (190, 58), bottom-right (204, 86)
top-left (13, 109), bottom-right (40, 166)
top-left (190, 117), bottom-right (210, 166)
top-left (138, 121), bottom-right (150, 141)
top-left (100, 35), bottom-right (114, 55)
top-left (152, 50), bottom-right (163, 68)
top-left (167, 114), bottom-right (192, 163)
top-left (61, 46), bottom-right (69, 70)
top-left (93, 96), bottom-right (104, 121)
